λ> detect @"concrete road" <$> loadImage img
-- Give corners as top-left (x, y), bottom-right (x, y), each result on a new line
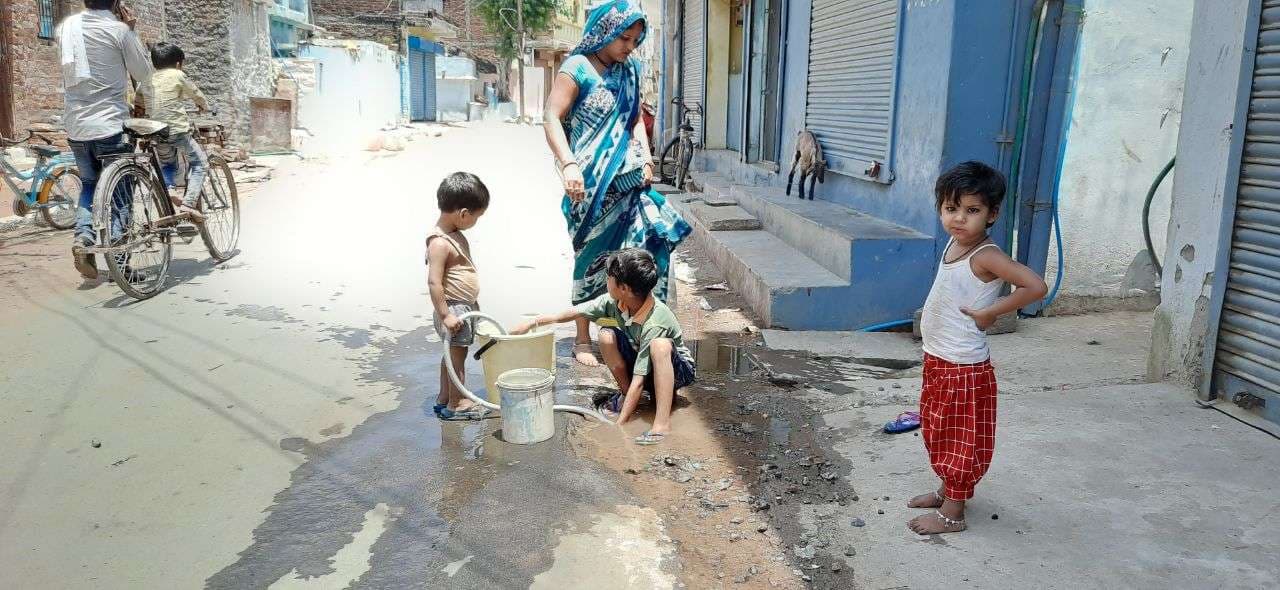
top-left (0, 123), bottom-right (676, 589)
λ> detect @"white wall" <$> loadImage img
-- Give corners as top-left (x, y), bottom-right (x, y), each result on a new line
top-left (437, 78), bottom-right (474, 122)
top-left (1048, 1), bottom-right (1194, 307)
top-left (294, 41), bottom-right (403, 153)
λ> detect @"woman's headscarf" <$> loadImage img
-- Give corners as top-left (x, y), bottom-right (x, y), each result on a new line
top-left (573, 0), bottom-right (648, 56)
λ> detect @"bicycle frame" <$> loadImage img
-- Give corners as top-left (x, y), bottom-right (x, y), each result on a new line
top-left (0, 150), bottom-right (76, 207)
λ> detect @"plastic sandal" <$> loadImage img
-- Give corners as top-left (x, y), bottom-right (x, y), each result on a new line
top-left (884, 411), bottom-right (921, 434)
top-left (634, 431), bottom-right (666, 445)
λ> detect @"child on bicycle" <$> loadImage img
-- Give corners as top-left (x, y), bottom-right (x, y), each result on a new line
top-left (428, 172), bottom-right (489, 421)
top-left (134, 41), bottom-right (209, 222)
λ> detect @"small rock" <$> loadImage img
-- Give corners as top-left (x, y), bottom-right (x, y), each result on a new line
top-left (820, 471), bottom-right (837, 481)
top-left (730, 516), bottom-right (744, 524)
top-left (852, 494), bottom-right (859, 502)
top-left (752, 499), bottom-right (771, 512)
top-left (844, 545), bottom-right (856, 557)
top-left (991, 513), bottom-right (999, 520)
top-left (749, 566), bottom-right (760, 575)
top-left (734, 575), bottom-right (750, 584)
top-left (757, 524), bottom-right (768, 533)
top-left (882, 496), bottom-right (890, 501)
top-left (698, 297), bottom-right (714, 311)
top-left (832, 562), bottom-right (843, 572)
top-left (1087, 340), bottom-right (1101, 346)
top-left (802, 574), bottom-right (813, 582)
top-left (676, 472), bottom-right (694, 483)
top-left (717, 573), bottom-right (725, 579)
top-left (801, 476), bottom-right (810, 486)
top-left (729, 533), bottom-right (743, 542)
top-left (90, 440), bottom-right (102, 448)
top-left (850, 517), bottom-right (865, 527)
top-left (625, 467), bottom-right (640, 475)
top-left (794, 545), bottom-right (815, 560)
top-left (877, 509), bottom-right (885, 515)
top-left (664, 456), bottom-right (679, 466)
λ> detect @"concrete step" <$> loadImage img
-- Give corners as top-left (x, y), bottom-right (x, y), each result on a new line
top-left (687, 202), bottom-right (762, 231)
top-left (683, 226), bottom-right (852, 330)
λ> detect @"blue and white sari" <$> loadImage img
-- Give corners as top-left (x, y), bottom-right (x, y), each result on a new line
top-left (561, 0), bottom-right (691, 304)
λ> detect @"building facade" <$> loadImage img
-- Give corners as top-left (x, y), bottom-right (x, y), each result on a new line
top-left (1, 0), bottom-right (166, 141)
top-left (165, 0), bottom-right (277, 158)
top-left (658, 0), bottom-right (1193, 330)
top-left (1151, 0), bottom-right (1280, 427)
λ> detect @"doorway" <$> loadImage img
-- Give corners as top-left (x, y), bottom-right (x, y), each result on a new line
top-left (745, 0), bottom-right (783, 164)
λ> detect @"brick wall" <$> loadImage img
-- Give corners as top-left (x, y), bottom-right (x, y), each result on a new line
top-left (4, 0), bottom-right (165, 143)
top-left (441, 0), bottom-right (497, 68)
top-left (312, 0), bottom-right (403, 49)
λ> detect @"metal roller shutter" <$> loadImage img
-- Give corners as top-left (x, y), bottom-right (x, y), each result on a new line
top-left (424, 51), bottom-right (438, 122)
top-left (806, 0), bottom-right (899, 180)
top-left (1213, 2), bottom-right (1280, 425)
top-left (410, 48), bottom-right (427, 121)
top-left (682, 0), bottom-right (706, 141)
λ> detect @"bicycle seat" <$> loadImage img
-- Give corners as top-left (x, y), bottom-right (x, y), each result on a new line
top-left (30, 145), bottom-right (61, 158)
top-left (124, 118), bottom-right (170, 139)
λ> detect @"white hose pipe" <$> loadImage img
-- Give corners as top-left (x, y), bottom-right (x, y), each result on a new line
top-left (442, 311), bottom-right (613, 423)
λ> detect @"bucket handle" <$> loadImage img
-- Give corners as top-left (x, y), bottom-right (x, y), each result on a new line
top-left (472, 338), bottom-right (499, 361)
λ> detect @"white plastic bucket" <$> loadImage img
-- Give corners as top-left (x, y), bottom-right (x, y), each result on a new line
top-left (496, 368), bottom-right (556, 444)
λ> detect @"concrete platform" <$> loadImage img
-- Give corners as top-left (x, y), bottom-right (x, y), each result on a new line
top-left (687, 203), bottom-right (762, 231)
top-left (762, 329), bottom-right (921, 366)
top-left (820, 382), bottom-right (1280, 589)
top-left (678, 170), bottom-right (937, 330)
top-left (765, 311), bottom-right (1278, 589)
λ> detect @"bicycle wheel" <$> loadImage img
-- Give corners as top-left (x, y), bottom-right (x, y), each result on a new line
top-left (676, 138), bottom-right (693, 190)
top-left (40, 167), bottom-right (81, 230)
top-left (197, 157), bottom-right (240, 261)
top-left (97, 159), bottom-right (172, 300)
top-left (658, 136), bottom-right (681, 185)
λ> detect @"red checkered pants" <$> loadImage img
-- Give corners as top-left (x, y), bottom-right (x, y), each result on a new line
top-left (920, 353), bottom-right (997, 501)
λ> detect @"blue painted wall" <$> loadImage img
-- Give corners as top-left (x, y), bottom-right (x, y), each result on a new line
top-left (772, 1), bottom-right (1027, 259)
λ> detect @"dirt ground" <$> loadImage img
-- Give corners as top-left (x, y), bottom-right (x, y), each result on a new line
top-left (570, 242), bottom-right (889, 589)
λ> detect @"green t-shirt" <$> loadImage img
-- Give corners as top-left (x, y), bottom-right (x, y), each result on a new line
top-left (577, 294), bottom-right (694, 376)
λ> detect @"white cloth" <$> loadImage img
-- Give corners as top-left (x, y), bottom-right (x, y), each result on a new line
top-left (921, 242), bottom-right (1006, 365)
top-left (59, 13), bottom-right (91, 89)
top-left (56, 10), bottom-right (154, 141)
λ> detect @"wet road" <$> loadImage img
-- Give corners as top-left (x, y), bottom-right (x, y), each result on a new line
top-left (0, 123), bottom-right (674, 588)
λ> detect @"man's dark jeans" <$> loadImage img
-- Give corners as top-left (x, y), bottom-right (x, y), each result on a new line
top-left (70, 133), bottom-right (133, 243)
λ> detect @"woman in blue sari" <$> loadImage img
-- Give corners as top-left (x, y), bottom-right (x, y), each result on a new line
top-left (543, 0), bottom-right (691, 366)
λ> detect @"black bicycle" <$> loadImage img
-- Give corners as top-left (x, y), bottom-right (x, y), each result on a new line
top-left (657, 98), bottom-right (703, 189)
top-left (84, 118), bottom-right (240, 300)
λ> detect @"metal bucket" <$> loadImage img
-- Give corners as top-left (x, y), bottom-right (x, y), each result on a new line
top-left (496, 368), bottom-right (556, 445)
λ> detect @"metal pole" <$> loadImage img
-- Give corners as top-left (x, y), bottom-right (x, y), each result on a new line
top-left (517, 0), bottom-right (526, 123)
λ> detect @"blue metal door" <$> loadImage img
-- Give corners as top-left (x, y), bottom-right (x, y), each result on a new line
top-left (424, 52), bottom-right (437, 122)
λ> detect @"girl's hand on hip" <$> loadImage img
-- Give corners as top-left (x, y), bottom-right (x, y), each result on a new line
top-left (960, 306), bottom-right (997, 331)
top-left (563, 162), bottom-right (586, 204)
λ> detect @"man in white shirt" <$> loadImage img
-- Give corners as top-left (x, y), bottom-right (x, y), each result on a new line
top-left (58, 0), bottom-right (154, 279)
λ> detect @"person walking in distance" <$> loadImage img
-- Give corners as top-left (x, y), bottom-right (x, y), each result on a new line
top-left (59, 0), bottom-right (154, 279)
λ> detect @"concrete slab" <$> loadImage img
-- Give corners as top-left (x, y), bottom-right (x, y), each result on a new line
top-left (688, 203), bottom-right (762, 231)
top-left (819, 382), bottom-right (1280, 589)
top-left (762, 330), bottom-right (920, 366)
top-left (701, 194), bottom-right (738, 207)
top-left (989, 311), bottom-right (1151, 394)
top-left (652, 183), bottom-right (681, 196)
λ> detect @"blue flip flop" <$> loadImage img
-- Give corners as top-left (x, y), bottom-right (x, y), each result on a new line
top-left (432, 403), bottom-right (447, 417)
top-left (884, 411), bottom-right (921, 434)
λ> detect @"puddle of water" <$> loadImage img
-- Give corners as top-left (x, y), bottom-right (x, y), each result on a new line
top-left (691, 337), bottom-right (756, 377)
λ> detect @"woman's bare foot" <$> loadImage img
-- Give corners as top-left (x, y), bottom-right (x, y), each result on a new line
top-left (907, 489), bottom-right (944, 509)
top-left (574, 342), bottom-right (600, 367)
top-left (908, 500), bottom-right (967, 535)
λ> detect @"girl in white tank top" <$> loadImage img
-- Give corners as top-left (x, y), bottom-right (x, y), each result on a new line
top-left (921, 239), bottom-right (1006, 364)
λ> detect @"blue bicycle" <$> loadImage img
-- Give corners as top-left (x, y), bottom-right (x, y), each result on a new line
top-left (1, 131), bottom-right (81, 230)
